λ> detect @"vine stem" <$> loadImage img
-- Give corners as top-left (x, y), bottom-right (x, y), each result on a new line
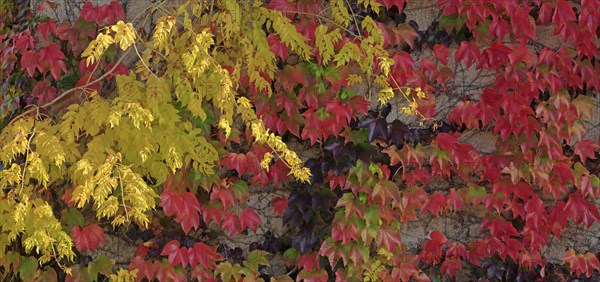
top-left (8, 48), bottom-right (132, 126)
top-left (117, 166), bottom-right (130, 223)
top-left (133, 42), bottom-right (159, 79)
top-left (19, 123), bottom-right (36, 195)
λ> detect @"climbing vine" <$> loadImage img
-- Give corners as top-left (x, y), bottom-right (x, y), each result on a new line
top-left (0, 0), bottom-right (599, 281)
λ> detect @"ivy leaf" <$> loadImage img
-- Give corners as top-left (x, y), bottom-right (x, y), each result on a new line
top-left (17, 256), bottom-right (38, 282)
top-left (201, 201), bottom-right (225, 226)
top-left (189, 242), bottom-right (223, 269)
top-left (222, 212), bottom-right (240, 236)
top-left (575, 140), bottom-right (600, 163)
top-left (160, 240), bottom-right (189, 268)
top-left (377, 228), bottom-right (402, 251)
top-left (563, 250), bottom-right (600, 277)
top-left (269, 159), bottom-right (291, 185)
top-left (80, 2), bottom-right (108, 25)
top-left (243, 250), bottom-right (270, 274)
top-left (268, 34), bottom-right (290, 61)
top-left (89, 255), bottom-right (114, 277)
top-left (440, 256), bottom-right (463, 277)
top-left (39, 43), bottom-right (67, 80)
top-left (160, 188), bottom-right (201, 233)
top-left (455, 41), bottom-right (480, 68)
top-left (222, 153), bottom-right (247, 175)
top-left (231, 180), bottom-right (249, 202)
top-left (37, 20), bottom-right (58, 40)
top-left (552, 0), bottom-right (577, 24)
top-left (239, 208), bottom-right (262, 233)
top-left (372, 180), bottom-right (401, 206)
top-left (61, 207), bottom-right (84, 230)
top-left (421, 193), bottom-right (448, 216)
top-left (297, 253), bottom-right (320, 271)
top-left (293, 227), bottom-right (319, 253)
top-left (31, 81), bottom-right (57, 105)
top-left (106, 1), bottom-right (125, 24)
top-left (272, 196), bottom-right (288, 216)
top-left (387, 120), bottom-right (409, 148)
top-left (21, 51), bottom-right (40, 77)
top-left (392, 263), bottom-right (419, 282)
top-left (380, 0), bottom-right (405, 10)
top-left (210, 186), bottom-right (236, 209)
top-left (432, 44), bottom-right (450, 65)
top-left (358, 111), bottom-right (388, 142)
top-left (72, 224), bottom-right (105, 251)
top-left (215, 261), bottom-right (243, 282)
top-left (564, 194), bottom-right (600, 228)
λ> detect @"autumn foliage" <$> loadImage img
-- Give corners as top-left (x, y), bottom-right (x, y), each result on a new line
top-left (1, 0), bottom-right (600, 281)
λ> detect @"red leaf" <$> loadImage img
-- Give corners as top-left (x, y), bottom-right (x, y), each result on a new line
top-left (553, 1), bottom-right (577, 24)
top-left (210, 186), bottom-right (236, 209)
top-left (37, 20), bottom-right (57, 39)
top-left (222, 153), bottom-right (247, 175)
top-left (189, 242), bottom-right (223, 269)
top-left (377, 228), bottom-right (402, 251)
top-left (160, 188), bottom-right (201, 233)
top-left (62, 187), bottom-right (75, 207)
top-left (71, 224), bottom-right (105, 251)
top-left (128, 257), bottom-right (156, 281)
top-left (266, 0), bottom-right (297, 13)
top-left (553, 161), bottom-right (574, 187)
top-left (575, 140), bottom-right (600, 163)
top-left (106, 1), bottom-right (125, 24)
top-left (39, 43), bottom-right (67, 80)
top-left (103, 63), bottom-right (129, 78)
top-left (372, 180), bottom-right (401, 206)
top-left (272, 196), bottom-right (288, 216)
top-left (222, 212), bottom-right (240, 236)
top-left (421, 193), bottom-right (448, 216)
top-left (448, 101), bottom-right (479, 129)
top-left (297, 253), bottom-right (320, 271)
top-left (20, 50), bottom-right (39, 77)
top-left (564, 193), bottom-right (600, 228)
top-left (13, 31), bottom-right (34, 52)
top-left (81, 2), bottom-right (107, 25)
top-left (432, 44), bottom-right (450, 65)
top-left (349, 96), bottom-right (370, 115)
top-left (380, 0), bottom-right (406, 10)
top-left (268, 159), bottom-right (290, 185)
top-left (420, 230), bottom-right (449, 264)
top-left (392, 263), bottom-right (419, 282)
top-left (454, 41), bottom-right (480, 68)
top-left (440, 256), bottom-right (462, 277)
top-left (201, 201), bottom-right (225, 225)
top-left (537, 2), bottom-right (553, 24)
top-left (562, 250), bottom-right (599, 277)
top-left (239, 208), bottom-right (262, 233)
top-left (268, 34), bottom-right (290, 61)
top-left (31, 81), bottom-right (57, 105)
top-left (160, 240), bottom-right (189, 268)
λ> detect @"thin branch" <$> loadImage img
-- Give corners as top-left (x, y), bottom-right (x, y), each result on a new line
top-left (19, 122), bottom-right (37, 195)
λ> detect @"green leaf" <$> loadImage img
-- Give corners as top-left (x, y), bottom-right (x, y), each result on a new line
top-left (215, 261), bottom-right (243, 282)
top-left (439, 14), bottom-right (466, 33)
top-left (61, 208), bottom-right (84, 230)
top-left (231, 180), bottom-right (249, 201)
top-left (244, 250), bottom-right (270, 273)
top-left (18, 256), bottom-right (38, 282)
top-left (90, 255), bottom-right (114, 277)
top-left (283, 248), bottom-right (300, 265)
